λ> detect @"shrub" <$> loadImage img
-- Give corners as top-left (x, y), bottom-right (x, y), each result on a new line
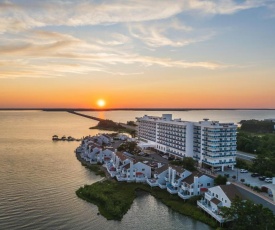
top-left (214, 175), bottom-right (227, 185)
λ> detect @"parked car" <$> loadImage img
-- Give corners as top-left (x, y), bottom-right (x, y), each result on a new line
top-left (259, 176), bottom-right (266, 181)
top-left (213, 167), bottom-right (221, 172)
top-left (251, 173), bottom-right (260, 177)
top-left (265, 178), bottom-right (272, 183)
top-left (224, 173), bottom-right (230, 178)
top-left (240, 169), bottom-right (248, 173)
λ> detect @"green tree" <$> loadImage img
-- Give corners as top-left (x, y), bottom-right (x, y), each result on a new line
top-left (214, 175), bottom-right (227, 185)
top-left (182, 157), bottom-right (196, 171)
top-left (170, 157), bottom-right (196, 171)
top-left (221, 197), bottom-right (275, 230)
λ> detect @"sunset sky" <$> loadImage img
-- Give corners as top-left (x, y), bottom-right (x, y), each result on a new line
top-left (1, 0), bottom-right (275, 108)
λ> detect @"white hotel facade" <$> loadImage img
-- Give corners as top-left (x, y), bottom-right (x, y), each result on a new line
top-left (136, 114), bottom-right (237, 171)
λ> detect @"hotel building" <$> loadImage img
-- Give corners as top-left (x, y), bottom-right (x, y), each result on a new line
top-left (136, 114), bottom-right (237, 171)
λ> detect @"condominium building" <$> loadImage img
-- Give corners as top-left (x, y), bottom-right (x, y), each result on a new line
top-left (137, 114), bottom-right (237, 171)
top-left (193, 119), bottom-right (237, 171)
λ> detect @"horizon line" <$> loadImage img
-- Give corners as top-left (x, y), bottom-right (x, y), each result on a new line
top-left (1, 108), bottom-right (275, 111)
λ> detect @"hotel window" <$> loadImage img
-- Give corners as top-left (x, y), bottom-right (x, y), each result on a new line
top-left (207, 183), bottom-right (210, 186)
top-left (216, 194), bottom-right (218, 198)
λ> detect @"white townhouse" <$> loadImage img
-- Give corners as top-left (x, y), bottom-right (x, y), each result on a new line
top-left (147, 164), bottom-right (169, 188)
top-left (178, 172), bottom-right (214, 200)
top-left (197, 183), bottom-right (242, 223)
top-left (86, 146), bottom-right (101, 163)
top-left (137, 114), bottom-right (237, 171)
top-left (116, 159), bottom-right (151, 182)
top-left (106, 151), bottom-right (131, 178)
top-left (98, 149), bottom-right (114, 164)
top-left (80, 140), bottom-right (101, 163)
top-left (166, 165), bottom-right (192, 194)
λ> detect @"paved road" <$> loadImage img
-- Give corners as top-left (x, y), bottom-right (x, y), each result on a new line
top-left (236, 151), bottom-right (256, 161)
top-left (235, 183), bottom-right (275, 213)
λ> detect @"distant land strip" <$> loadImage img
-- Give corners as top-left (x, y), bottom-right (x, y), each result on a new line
top-left (1, 108), bottom-right (275, 111)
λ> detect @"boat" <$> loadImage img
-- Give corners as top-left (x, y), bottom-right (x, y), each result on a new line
top-left (67, 136), bottom-right (75, 141)
top-left (52, 135), bottom-right (59, 141)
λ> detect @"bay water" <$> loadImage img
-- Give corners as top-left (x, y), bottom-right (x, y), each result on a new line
top-left (1, 110), bottom-right (274, 230)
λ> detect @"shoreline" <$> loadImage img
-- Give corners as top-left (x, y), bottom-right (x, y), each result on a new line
top-left (75, 151), bottom-right (218, 229)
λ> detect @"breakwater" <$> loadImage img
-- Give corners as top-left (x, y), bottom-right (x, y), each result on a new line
top-left (67, 111), bottom-right (104, 121)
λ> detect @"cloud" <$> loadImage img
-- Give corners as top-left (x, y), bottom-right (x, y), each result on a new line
top-left (96, 33), bottom-right (130, 46)
top-left (0, 29), bottom-right (226, 79)
top-left (0, 0), bottom-right (271, 34)
top-left (129, 20), bottom-right (214, 47)
top-left (185, 0), bottom-right (266, 15)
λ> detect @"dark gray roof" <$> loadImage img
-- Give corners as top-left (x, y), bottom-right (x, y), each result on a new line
top-left (182, 172), bottom-right (204, 185)
top-left (219, 184), bottom-right (242, 202)
top-left (170, 165), bottom-right (185, 174)
top-left (211, 198), bottom-right (221, 205)
top-left (155, 164), bottom-right (168, 174)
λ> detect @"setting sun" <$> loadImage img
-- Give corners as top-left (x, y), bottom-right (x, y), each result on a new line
top-left (97, 99), bottom-right (106, 107)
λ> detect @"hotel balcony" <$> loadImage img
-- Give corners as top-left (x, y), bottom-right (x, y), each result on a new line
top-left (197, 200), bottom-right (225, 223)
top-left (167, 184), bottom-right (178, 194)
top-left (146, 178), bottom-right (159, 187)
top-left (203, 154), bottom-right (236, 158)
top-left (193, 155), bottom-right (200, 160)
top-left (202, 160), bottom-right (236, 166)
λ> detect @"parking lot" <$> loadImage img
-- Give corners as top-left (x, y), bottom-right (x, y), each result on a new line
top-left (217, 168), bottom-right (271, 188)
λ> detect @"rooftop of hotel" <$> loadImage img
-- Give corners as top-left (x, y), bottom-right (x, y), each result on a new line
top-left (137, 114), bottom-right (236, 126)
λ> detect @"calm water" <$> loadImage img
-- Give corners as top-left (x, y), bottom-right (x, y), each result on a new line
top-left (82, 110), bottom-right (275, 124)
top-left (0, 111), bottom-right (213, 230)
